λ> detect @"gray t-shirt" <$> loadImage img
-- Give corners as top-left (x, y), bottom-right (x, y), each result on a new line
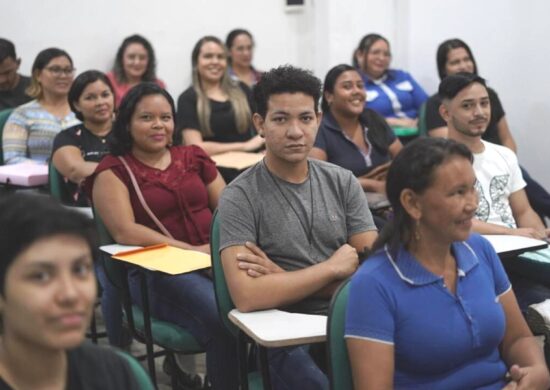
top-left (218, 158), bottom-right (376, 314)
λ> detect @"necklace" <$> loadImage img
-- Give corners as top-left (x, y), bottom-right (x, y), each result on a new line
top-left (263, 160), bottom-right (315, 248)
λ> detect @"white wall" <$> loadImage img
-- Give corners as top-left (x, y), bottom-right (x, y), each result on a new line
top-left (403, 0), bottom-right (550, 187)
top-left (3, 0), bottom-right (549, 186)
top-left (1, 0), bottom-right (320, 99)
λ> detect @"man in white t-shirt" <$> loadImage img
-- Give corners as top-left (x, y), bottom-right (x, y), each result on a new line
top-left (439, 72), bottom-right (548, 240)
top-left (440, 73), bottom-right (550, 340)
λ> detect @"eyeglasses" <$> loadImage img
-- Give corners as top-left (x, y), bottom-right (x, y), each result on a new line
top-left (44, 66), bottom-right (75, 77)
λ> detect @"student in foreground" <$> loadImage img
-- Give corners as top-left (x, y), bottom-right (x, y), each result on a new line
top-left (0, 194), bottom-right (143, 389)
top-left (345, 137), bottom-right (550, 389)
top-left (218, 65), bottom-right (378, 389)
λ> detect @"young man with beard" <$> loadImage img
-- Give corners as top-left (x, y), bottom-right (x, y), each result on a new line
top-left (441, 73), bottom-right (550, 346)
top-left (440, 72), bottom-right (548, 240)
top-left (218, 65), bottom-right (378, 389)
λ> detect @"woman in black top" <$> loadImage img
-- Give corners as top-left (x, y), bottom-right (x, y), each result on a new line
top-left (52, 70), bottom-right (114, 206)
top-left (177, 36), bottom-right (263, 156)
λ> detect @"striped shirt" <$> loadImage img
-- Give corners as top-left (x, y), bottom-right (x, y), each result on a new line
top-left (2, 100), bottom-right (80, 164)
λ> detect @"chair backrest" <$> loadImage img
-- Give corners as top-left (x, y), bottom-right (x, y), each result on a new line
top-left (92, 207), bottom-right (127, 291)
top-left (48, 158), bottom-right (73, 204)
top-left (209, 209), bottom-right (238, 337)
top-left (0, 109), bottom-right (14, 165)
top-left (327, 279), bottom-right (353, 390)
top-left (417, 102), bottom-right (428, 137)
top-left (115, 350), bottom-right (155, 390)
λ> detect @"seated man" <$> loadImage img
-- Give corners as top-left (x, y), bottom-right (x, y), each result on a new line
top-left (0, 38), bottom-right (31, 110)
top-left (218, 65), bottom-right (378, 389)
top-left (439, 72), bottom-right (547, 240)
top-left (440, 73), bottom-right (550, 329)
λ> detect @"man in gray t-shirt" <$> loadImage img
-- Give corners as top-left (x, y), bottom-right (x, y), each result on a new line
top-left (219, 158), bottom-right (375, 314)
top-left (218, 66), bottom-right (377, 390)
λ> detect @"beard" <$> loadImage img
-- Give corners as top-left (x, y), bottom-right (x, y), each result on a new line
top-left (451, 115), bottom-right (488, 138)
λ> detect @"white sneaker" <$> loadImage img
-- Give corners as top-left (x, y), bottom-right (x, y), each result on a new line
top-left (527, 299), bottom-right (550, 337)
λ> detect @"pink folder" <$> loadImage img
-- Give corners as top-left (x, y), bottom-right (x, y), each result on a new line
top-left (0, 163), bottom-right (48, 186)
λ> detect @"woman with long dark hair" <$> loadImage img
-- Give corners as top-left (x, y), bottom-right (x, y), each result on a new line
top-left (310, 64), bottom-right (402, 193)
top-left (345, 138), bottom-right (549, 389)
top-left (106, 34), bottom-right (165, 107)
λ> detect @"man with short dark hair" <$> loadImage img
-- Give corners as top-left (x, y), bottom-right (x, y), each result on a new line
top-left (440, 72), bottom-right (548, 239)
top-left (441, 72), bottom-right (550, 338)
top-left (218, 65), bottom-right (378, 389)
top-left (0, 38), bottom-right (31, 110)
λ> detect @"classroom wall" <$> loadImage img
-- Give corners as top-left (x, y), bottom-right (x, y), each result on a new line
top-left (403, 0), bottom-right (550, 188)
top-left (2, 0), bottom-right (549, 186)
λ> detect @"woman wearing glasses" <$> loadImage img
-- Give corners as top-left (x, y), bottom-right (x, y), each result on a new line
top-left (2, 47), bottom-right (79, 164)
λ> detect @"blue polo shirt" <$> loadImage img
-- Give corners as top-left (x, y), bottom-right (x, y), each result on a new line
top-left (361, 69), bottom-right (428, 119)
top-left (345, 234), bottom-right (510, 389)
top-left (313, 110), bottom-right (396, 177)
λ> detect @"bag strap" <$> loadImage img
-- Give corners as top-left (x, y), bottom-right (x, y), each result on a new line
top-left (118, 156), bottom-right (174, 239)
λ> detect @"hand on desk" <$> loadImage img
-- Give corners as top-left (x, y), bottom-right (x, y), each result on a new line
top-left (512, 227), bottom-right (548, 241)
top-left (237, 241), bottom-right (284, 277)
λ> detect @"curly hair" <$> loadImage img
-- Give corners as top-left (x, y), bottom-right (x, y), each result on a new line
top-left (253, 65), bottom-right (321, 118)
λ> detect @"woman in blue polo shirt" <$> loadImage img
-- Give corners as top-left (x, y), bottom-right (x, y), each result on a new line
top-left (345, 138), bottom-right (549, 389)
top-left (310, 64), bottom-right (402, 194)
top-left (353, 33), bottom-right (428, 130)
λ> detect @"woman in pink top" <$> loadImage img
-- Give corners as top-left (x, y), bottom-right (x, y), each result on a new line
top-left (106, 35), bottom-right (165, 107)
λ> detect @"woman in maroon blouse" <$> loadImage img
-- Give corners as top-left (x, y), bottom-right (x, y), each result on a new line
top-left (88, 83), bottom-right (238, 389)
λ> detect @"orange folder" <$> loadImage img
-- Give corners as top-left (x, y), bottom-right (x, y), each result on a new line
top-left (113, 243), bottom-right (211, 275)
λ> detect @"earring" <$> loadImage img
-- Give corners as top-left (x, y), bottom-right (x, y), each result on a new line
top-left (414, 220), bottom-right (421, 241)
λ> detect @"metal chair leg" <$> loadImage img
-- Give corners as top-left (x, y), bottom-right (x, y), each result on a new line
top-left (258, 345), bottom-right (272, 390)
top-left (237, 331), bottom-right (249, 390)
top-left (140, 272), bottom-right (157, 385)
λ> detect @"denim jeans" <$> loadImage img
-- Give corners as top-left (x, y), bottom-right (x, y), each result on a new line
top-left (129, 269), bottom-right (239, 390)
top-left (267, 345), bottom-right (329, 390)
top-left (95, 259), bottom-right (124, 346)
